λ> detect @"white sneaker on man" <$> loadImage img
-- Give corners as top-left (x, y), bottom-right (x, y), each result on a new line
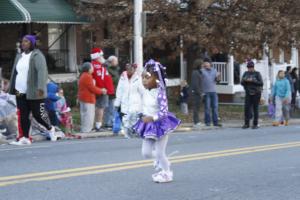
top-left (193, 122), bottom-right (202, 129)
top-left (10, 137), bottom-right (32, 146)
top-left (152, 170), bottom-right (173, 183)
top-left (48, 127), bottom-right (58, 141)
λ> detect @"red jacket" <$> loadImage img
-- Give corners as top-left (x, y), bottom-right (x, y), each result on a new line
top-left (78, 72), bottom-right (102, 104)
top-left (91, 60), bottom-right (114, 95)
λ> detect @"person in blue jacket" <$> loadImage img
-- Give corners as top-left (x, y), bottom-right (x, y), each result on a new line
top-left (271, 70), bottom-right (291, 126)
top-left (46, 82), bottom-right (60, 126)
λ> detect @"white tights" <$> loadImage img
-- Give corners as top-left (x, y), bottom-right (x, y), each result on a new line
top-left (141, 135), bottom-right (170, 171)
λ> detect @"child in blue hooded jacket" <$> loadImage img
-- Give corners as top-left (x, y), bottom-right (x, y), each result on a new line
top-left (271, 70), bottom-right (291, 126)
top-left (46, 82), bottom-right (60, 126)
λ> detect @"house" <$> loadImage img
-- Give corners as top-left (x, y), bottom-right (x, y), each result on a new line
top-left (211, 46), bottom-right (299, 103)
top-left (0, 0), bottom-right (92, 82)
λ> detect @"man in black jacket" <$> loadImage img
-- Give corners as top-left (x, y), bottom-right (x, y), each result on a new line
top-left (191, 59), bottom-right (203, 128)
top-left (241, 61), bottom-right (263, 129)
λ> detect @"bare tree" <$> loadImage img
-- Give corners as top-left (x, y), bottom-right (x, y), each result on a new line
top-left (73, 0), bottom-right (300, 60)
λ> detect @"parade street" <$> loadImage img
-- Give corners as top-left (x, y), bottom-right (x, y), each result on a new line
top-left (1, 126), bottom-right (300, 200)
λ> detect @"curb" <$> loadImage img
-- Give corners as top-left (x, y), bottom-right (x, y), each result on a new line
top-left (1, 119), bottom-right (300, 145)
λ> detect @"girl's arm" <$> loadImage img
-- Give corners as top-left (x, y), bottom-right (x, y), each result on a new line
top-left (137, 78), bottom-right (146, 96)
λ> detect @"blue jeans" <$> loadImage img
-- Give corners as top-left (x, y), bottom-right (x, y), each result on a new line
top-left (204, 92), bottom-right (219, 125)
top-left (103, 98), bottom-right (115, 127)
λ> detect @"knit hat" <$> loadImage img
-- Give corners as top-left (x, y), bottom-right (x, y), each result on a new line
top-left (203, 57), bottom-right (212, 63)
top-left (247, 61), bottom-right (255, 68)
top-left (81, 62), bottom-right (92, 72)
top-left (125, 63), bottom-right (138, 69)
top-left (23, 35), bottom-right (36, 47)
top-left (90, 48), bottom-right (104, 60)
top-left (193, 59), bottom-right (203, 69)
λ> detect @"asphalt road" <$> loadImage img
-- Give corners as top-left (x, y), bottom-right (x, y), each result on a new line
top-left (1, 125), bottom-right (300, 200)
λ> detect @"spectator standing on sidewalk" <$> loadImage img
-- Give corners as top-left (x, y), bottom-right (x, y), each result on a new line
top-left (241, 61), bottom-right (263, 129)
top-left (285, 66), bottom-right (295, 100)
top-left (9, 35), bottom-right (57, 145)
top-left (91, 48), bottom-right (114, 131)
top-left (201, 58), bottom-right (222, 127)
top-left (179, 80), bottom-right (189, 115)
top-left (190, 59), bottom-right (203, 127)
top-left (78, 62), bottom-right (107, 133)
top-left (271, 70), bottom-right (291, 126)
top-left (114, 63), bottom-right (144, 138)
top-left (103, 55), bottom-right (120, 129)
top-left (290, 67), bottom-right (298, 108)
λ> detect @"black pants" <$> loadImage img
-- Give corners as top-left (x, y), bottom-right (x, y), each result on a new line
top-left (16, 95), bottom-right (52, 138)
top-left (192, 94), bottom-right (201, 124)
top-left (48, 110), bottom-right (59, 126)
top-left (244, 93), bottom-right (261, 126)
top-left (291, 92), bottom-right (296, 106)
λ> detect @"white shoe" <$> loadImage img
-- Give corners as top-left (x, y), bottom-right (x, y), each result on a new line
top-left (48, 127), bottom-right (58, 141)
top-left (152, 171), bottom-right (160, 179)
top-left (193, 123), bottom-right (202, 129)
top-left (10, 137), bottom-right (32, 146)
top-left (0, 133), bottom-right (7, 140)
top-left (152, 170), bottom-right (173, 183)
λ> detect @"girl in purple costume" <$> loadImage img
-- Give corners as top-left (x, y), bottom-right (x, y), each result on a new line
top-left (133, 59), bottom-right (181, 183)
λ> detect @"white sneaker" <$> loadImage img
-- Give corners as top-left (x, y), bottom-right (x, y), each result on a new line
top-left (48, 127), bottom-right (58, 141)
top-left (10, 137), bottom-right (32, 146)
top-left (0, 133), bottom-right (7, 140)
top-left (152, 170), bottom-right (173, 183)
top-left (193, 123), bottom-right (202, 129)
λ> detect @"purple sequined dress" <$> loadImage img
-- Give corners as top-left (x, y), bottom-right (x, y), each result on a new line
top-left (133, 88), bottom-right (181, 140)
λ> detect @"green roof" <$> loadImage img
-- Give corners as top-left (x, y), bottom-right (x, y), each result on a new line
top-left (0, 0), bottom-right (87, 24)
top-left (0, 1), bottom-right (25, 23)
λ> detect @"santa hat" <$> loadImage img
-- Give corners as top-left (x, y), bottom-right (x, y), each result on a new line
top-left (90, 48), bottom-right (104, 60)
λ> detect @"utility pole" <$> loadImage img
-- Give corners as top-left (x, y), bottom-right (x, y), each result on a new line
top-left (134, 0), bottom-right (143, 73)
top-left (180, 35), bottom-right (185, 80)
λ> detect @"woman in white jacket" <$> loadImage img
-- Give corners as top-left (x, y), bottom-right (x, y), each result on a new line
top-left (114, 64), bottom-right (144, 138)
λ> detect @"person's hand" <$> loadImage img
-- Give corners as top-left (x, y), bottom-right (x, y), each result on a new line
top-left (142, 116), bottom-right (153, 123)
top-left (216, 72), bottom-right (221, 81)
top-left (246, 78), bottom-right (253, 82)
top-left (37, 89), bottom-right (44, 98)
top-left (283, 98), bottom-right (289, 105)
top-left (101, 88), bottom-right (107, 95)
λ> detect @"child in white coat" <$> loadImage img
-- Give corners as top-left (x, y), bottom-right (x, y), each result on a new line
top-left (114, 63), bottom-right (144, 138)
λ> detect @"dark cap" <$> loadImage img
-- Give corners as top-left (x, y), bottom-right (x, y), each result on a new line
top-left (247, 61), bottom-right (255, 68)
top-left (203, 57), bottom-right (212, 63)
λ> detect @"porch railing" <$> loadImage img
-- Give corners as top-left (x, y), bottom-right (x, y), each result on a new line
top-left (0, 49), bottom-right (70, 75)
top-left (212, 62), bottom-right (228, 84)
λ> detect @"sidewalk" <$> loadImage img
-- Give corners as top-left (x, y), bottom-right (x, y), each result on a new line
top-left (1, 118), bottom-right (300, 145)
